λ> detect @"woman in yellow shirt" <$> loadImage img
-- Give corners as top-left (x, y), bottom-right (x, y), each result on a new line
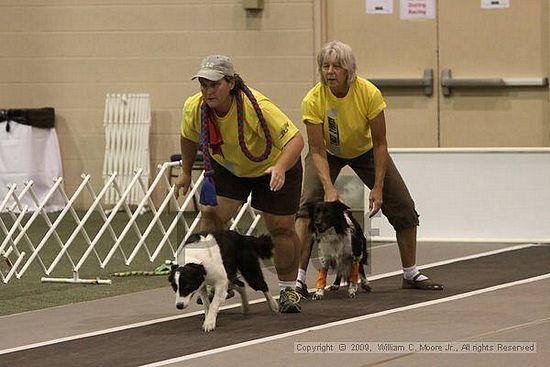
top-left (175, 55), bottom-right (304, 313)
top-left (295, 41), bottom-right (443, 295)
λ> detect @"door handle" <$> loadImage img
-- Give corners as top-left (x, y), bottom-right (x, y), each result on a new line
top-left (441, 69), bottom-right (548, 96)
top-left (370, 68), bottom-right (433, 96)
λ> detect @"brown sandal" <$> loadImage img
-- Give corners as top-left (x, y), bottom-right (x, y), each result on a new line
top-left (402, 273), bottom-right (444, 290)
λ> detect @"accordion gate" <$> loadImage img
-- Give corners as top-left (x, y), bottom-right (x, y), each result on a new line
top-left (0, 162), bottom-right (261, 284)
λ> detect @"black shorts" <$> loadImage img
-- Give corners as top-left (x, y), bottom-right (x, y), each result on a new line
top-left (211, 159), bottom-right (303, 216)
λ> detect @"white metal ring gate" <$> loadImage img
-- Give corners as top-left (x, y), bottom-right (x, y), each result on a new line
top-left (0, 162), bottom-right (261, 285)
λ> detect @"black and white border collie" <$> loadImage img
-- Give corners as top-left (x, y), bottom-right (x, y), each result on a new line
top-left (168, 230), bottom-right (278, 332)
top-left (308, 201), bottom-right (370, 300)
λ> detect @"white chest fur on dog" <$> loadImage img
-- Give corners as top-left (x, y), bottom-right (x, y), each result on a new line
top-left (315, 226), bottom-right (353, 275)
top-left (177, 234), bottom-right (228, 285)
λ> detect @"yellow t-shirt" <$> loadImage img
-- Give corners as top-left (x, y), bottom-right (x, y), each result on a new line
top-left (181, 88), bottom-right (299, 177)
top-left (301, 77), bottom-right (386, 159)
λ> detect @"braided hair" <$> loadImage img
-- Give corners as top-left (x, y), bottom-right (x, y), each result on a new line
top-left (231, 74), bottom-right (273, 161)
top-left (199, 74), bottom-right (273, 206)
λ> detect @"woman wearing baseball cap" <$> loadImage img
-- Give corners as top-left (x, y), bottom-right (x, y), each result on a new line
top-left (175, 55), bottom-right (304, 313)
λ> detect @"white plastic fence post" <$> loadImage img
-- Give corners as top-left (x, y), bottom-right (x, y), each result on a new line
top-left (3, 182), bottom-right (46, 265)
top-left (0, 206), bottom-right (27, 257)
top-left (16, 177), bottom-right (84, 278)
top-left (47, 175), bottom-right (115, 275)
top-left (229, 195), bottom-right (261, 234)
top-left (73, 173), bottom-right (120, 272)
top-left (126, 186), bottom-right (174, 265)
top-left (0, 185), bottom-right (27, 258)
top-left (9, 179), bottom-right (65, 276)
top-left (1, 159), bottom-right (259, 285)
top-left (27, 184), bottom-right (80, 273)
top-left (97, 169), bottom-right (144, 268)
top-left (126, 163), bottom-right (180, 264)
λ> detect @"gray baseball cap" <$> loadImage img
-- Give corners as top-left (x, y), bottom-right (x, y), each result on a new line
top-left (191, 55), bottom-right (235, 81)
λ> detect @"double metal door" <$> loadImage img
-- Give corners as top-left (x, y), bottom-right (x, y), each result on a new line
top-left (325, 0), bottom-right (549, 147)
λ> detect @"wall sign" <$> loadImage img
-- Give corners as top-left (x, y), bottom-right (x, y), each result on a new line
top-left (366, 0), bottom-right (393, 14)
top-left (481, 0), bottom-right (510, 9)
top-left (400, 0), bottom-right (435, 20)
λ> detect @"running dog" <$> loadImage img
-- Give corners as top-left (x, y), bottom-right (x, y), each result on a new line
top-left (308, 201), bottom-right (370, 300)
top-left (168, 230), bottom-right (278, 332)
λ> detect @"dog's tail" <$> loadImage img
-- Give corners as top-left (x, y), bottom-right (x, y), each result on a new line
top-left (243, 234), bottom-right (274, 259)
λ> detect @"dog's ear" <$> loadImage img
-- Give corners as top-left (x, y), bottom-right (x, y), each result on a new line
top-left (304, 202), bottom-right (317, 233)
top-left (304, 202), bottom-right (316, 218)
top-left (336, 200), bottom-right (350, 211)
top-left (168, 264), bottom-right (178, 279)
top-left (187, 263), bottom-right (207, 279)
top-left (167, 268), bottom-right (176, 290)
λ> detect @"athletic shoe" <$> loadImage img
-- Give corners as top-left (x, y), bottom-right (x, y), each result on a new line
top-left (279, 287), bottom-right (302, 313)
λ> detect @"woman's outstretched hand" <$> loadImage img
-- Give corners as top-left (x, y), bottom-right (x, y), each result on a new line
top-left (265, 166), bottom-right (286, 191)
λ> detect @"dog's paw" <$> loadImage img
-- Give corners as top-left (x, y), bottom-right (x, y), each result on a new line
top-left (202, 318), bottom-right (216, 332)
top-left (348, 283), bottom-right (358, 298)
top-left (266, 295), bottom-right (279, 313)
top-left (312, 289), bottom-right (325, 300)
top-left (241, 303), bottom-right (250, 314)
top-left (327, 284), bottom-right (340, 291)
top-left (269, 301), bottom-right (279, 313)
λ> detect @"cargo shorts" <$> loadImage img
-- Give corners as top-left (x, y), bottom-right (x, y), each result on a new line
top-left (297, 150), bottom-right (419, 231)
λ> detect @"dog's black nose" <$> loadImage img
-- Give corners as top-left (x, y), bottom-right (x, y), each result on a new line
top-left (176, 303), bottom-right (184, 310)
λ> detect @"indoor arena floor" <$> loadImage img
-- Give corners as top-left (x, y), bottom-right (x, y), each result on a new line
top-left (1, 242), bottom-right (548, 367)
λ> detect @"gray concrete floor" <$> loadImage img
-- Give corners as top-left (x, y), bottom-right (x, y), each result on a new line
top-left (1, 242), bottom-right (548, 367)
top-left (176, 279), bottom-right (549, 367)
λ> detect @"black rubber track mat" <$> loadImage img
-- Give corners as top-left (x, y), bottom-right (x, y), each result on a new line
top-left (1, 245), bottom-right (549, 367)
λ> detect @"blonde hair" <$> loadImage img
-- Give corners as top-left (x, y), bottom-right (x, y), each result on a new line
top-left (317, 40), bottom-right (357, 86)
